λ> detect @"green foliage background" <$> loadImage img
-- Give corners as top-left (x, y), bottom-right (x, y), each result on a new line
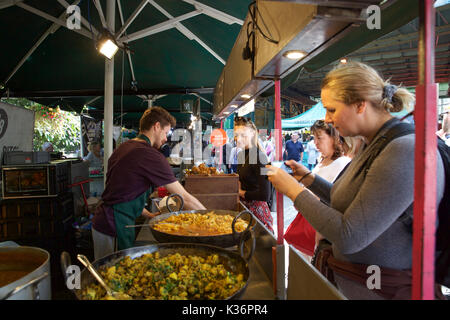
top-left (1, 98), bottom-right (81, 154)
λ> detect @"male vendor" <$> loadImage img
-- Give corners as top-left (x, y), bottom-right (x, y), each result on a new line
top-left (92, 107), bottom-right (206, 259)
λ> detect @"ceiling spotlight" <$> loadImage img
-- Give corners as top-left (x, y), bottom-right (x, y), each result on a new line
top-left (240, 94), bottom-right (251, 99)
top-left (229, 104), bottom-right (238, 109)
top-left (223, 111), bottom-right (230, 115)
top-left (283, 50), bottom-right (307, 60)
top-left (340, 58), bottom-right (348, 64)
top-left (97, 32), bottom-right (119, 59)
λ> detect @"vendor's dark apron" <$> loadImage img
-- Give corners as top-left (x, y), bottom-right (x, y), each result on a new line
top-left (113, 189), bottom-right (150, 250)
top-left (113, 134), bottom-right (152, 250)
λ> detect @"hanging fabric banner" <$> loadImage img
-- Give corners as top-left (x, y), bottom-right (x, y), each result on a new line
top-left (80, 115), bottom-right (103, 157)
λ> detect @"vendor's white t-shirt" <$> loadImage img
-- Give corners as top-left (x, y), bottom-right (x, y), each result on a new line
top-left (312, 156), bottom-right (351, 183)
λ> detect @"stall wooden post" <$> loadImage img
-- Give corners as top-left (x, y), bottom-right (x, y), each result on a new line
top-left (412, 0), bottom-right (437, 300)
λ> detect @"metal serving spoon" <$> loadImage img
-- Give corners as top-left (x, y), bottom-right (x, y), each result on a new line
top-left (77, 254), bottom-right (131, 300)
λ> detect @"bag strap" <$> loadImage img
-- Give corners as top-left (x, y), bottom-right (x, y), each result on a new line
top-left (363, 121), bottom-right (415, 174)
top-left (333, 121), bottom-right (415, 183)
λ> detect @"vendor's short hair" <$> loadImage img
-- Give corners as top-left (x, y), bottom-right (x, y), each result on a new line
top-left (139, 106), bottom-right (176, 132)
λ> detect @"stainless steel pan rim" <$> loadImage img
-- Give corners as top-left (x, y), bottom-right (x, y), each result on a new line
top-left (148, 209), bottom-right (255, 248)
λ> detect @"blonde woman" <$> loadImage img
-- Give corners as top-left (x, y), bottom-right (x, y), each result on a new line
top-left (234, 117), bottom-right (273, 233)
top-left (267, 62), bottom-right (445, 299)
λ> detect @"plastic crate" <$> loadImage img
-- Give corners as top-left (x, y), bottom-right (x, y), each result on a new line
top-left (3, 152), bottom-right (34, 165)
top-left (21, 221), bottom-right (40, 236)
top-left (3, 151), bottom-right (50, 165)
top-left (33, 151), bottom-right (50, 164)
top-left (40, 220), bottom-right (54, 235)
top-left (2, 203), bottom-right (20, 219)
top-left (1, 192), bottom-right (74, 220)
top-left (5, 222), bottom-right (20, 237)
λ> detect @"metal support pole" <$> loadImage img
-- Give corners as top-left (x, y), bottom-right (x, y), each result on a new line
top-left (219, 120), bottom-right (223, 170)
top-left (274, 79), bottom-right (285, 299)
top-left (275, 80), bottom-right (284, 245)
top-left (412, 0), bottom-right (437, 300)
top-left (103, 0), bottom-right (115, 183)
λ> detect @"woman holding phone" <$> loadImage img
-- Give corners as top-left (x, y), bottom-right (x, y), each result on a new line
top-left (266, 62), bottom-right (445, 299)
top-left (234, 117), bottom-right (273, 233)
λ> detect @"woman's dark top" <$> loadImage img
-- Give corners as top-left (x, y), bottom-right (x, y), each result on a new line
top-left (237, 147), bottom-right (271, 202)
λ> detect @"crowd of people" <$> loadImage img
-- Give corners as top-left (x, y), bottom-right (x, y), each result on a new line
top-left (88, 61), bottom-right (448, 300)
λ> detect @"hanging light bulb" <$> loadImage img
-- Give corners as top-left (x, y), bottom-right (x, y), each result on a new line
top-left (97, 31), bottom-right (119, 59)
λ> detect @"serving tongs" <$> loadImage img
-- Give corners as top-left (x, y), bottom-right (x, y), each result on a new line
top-left (77, 254), bottom-right (131, 300)
top-left (125, 193), bottom-right (184, 229)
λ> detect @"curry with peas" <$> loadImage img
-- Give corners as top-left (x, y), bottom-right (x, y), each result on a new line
top-left (81, 251), bottom-right (245, 300)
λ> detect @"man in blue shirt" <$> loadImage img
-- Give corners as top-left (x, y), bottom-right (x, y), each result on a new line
top-left (284, 132), bottom-right (304, 162)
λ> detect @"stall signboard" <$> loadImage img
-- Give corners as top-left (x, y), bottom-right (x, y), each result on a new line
top-left (0, 101), bottom-right (35, 168)
top-left (80, 115), bottom-right (102, 157)
top-left (211, 129), bottom-right (227, 147)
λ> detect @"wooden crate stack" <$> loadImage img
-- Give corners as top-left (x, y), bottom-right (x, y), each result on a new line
top-left (184, 174), bottom-right (239, 211)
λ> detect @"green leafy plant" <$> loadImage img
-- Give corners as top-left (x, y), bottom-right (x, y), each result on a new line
top-left (31, 105), bottom-right (81, 153)
top-left (1, 98), bottom-right (81, 154)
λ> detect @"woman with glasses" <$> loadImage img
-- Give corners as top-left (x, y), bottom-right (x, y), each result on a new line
top-left (310, 120), bottom-right (351, 182)
top-left (287, 120), bottom-right (350, 261)
top-left (234, 117), bottom-right (273, 233)
top-left (266, 62), bottom-right (445, 299)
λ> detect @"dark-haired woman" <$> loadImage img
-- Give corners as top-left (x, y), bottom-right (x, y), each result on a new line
top-left (311, 120), bottom-right (351, 182)
top-left (285, 121), bottom-right (350, 261)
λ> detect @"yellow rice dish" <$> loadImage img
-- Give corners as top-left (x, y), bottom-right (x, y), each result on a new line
top-left (81, 252), bottom-right (245, 300)
top-left (153, 212), bottom-right (249, 236)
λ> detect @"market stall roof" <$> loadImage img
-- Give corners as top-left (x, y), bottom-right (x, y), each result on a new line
top-left (260, 0), bottom-right (450, 100)
top-left (211, 0), bottom-right (425, 118)
top-left (0, 0), bottom-right (251, 125)
top-left (285, 2), bottom-right (450, 99)
top-left (282, 101), bottom-right (325, 129)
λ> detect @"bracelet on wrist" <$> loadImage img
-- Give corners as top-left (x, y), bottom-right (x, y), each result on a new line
top-left (299, 171), bottom-right (312, 183)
